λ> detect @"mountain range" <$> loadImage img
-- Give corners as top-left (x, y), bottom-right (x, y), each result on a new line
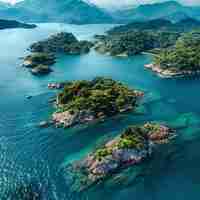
top-left (112, 1), bottom-right (200, 23)
top-left (0, 0), bottom-right (113, 24)
top-left (0, 0), bottom-right (200, 24)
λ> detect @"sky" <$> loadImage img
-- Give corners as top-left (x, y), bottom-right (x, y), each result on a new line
top-left (1, 0), bottom-right (200, 7)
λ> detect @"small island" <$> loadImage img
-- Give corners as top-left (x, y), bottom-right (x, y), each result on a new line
top-left (52, 77), bottom-right (144, 128)
top-left (145, 31), bottom-right (200, 78)
top-left (29, 32), bottom-right (93, 54)
top-left (65, 123), bottom-right (175, 191)
top-left (23, 53), bottom-right (56, 75)
top-left (0, 19), bottom-right (36, 30)
top-left (23, 32), bottom-right (93, 75)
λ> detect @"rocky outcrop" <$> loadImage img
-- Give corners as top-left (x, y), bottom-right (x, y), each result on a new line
top-left (65, 123), bottom-right (175, 191)
top-left (52, 110), bottom-right (96, 128)
top-left (22, 53), bottom-right (56, 76)
top-left (144, 63), bottom-right (200, 78)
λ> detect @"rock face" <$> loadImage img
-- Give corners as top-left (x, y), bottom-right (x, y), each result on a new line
top-left (65, 123), bottom-right (175, 190)
top-left (0, 19), bottom-right (36, 30)
top-left (51, 77), bottom-right (144, 128)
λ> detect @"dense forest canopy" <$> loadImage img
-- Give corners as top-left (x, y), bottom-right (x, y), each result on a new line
top-left (154, 31), bottom-right (200, 71)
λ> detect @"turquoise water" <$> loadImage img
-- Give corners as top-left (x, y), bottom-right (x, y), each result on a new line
top-left (1, 23), bottom-right (200, 199)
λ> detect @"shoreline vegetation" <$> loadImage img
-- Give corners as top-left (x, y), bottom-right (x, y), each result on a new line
top-left (93, 18), bottom-right (200, 57)
top-left (146, 31), bottom-right (200, 78)
top-left (94, 30), bottom-right (180, 57)
top-left (50, 77), bottom-right (144, 128)
top-left (22, 32), bottom-right (93, 75)
top-left (93, 19), bottom-right (200, 79)
top-left (65, 123), bottom-right (175, 192)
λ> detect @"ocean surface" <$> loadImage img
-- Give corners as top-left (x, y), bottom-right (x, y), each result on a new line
top-left (1, 23), bottom-right (200, 199)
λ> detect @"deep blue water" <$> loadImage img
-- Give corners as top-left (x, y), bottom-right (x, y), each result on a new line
top-left (1, 23), bottom-right (200, 199)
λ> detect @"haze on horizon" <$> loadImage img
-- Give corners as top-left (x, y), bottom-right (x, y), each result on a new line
top-left (1, 0), bottom-right (200, 8)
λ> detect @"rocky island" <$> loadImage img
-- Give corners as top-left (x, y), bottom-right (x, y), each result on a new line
top-left (65, 123), bottom-right (175, 191)
top-left (0, 19), bottom-right (36, 30)
top-left (52, 77), bottom-right (143, 128)
top-left (145, 31), bottom-right (200, 78)
top-left (23, 53), bottom-right (56, 75)
top-left (23, 32), bottom-right (93, 75)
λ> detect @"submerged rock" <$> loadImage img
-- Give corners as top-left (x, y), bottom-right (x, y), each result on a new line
top-left (26, 95), bottom-right (32, 99)
top-left (39, 121), bottom-right (50, 128)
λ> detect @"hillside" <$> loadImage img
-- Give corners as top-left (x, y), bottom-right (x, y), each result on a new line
top-left (112, 1), bottom-right (200, 23)
top-left (0, 0), bottom-right (113, 24)
top-left (108, 18), bottom-right (200, 34)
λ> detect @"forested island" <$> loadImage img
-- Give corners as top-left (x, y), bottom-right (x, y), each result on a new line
top-left (52, 77), bottom-right (143, 128)
top-left (23, 32), bottom-right (93, 75)
top-left (0, 19), bottom-right (36, 30)
top-left (94, 18), bottom-right (200, 57)
top-left (95, 30), bottom-right (180, 57)
top-left (65, 123), bottom-right (175, 191)
top-left (145, 31), bottom-right (200, 78)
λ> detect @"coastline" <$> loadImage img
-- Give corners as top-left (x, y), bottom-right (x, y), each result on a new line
top-left (144, 63), bottom-right (200, 79)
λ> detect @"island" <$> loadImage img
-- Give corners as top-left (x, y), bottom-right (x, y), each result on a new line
top-left (145, 31), bottom-right (200, 78)
top-left (51, 77), bottom-right (144, 128)
top-left (23, 53), bottom-right (56, 75)
top-left (94, 30), bottom-right (180, 57)
top-left (23, 32), bottom-right (93, 75)
top-left (65, 123), bottom-right (175, 191)
top-left (0, 19), bottom-right (36, 30)
top-left (94, 18), bottom-right (200, 57)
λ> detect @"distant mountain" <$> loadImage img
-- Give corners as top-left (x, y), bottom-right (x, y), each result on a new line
top-left (0, 19), bottom-right (36, 29)
top-left (108, 18), bottom-right (200, 34)
top-left (0, 0), bottom-right (113, 24)
top-left (112, 1), bottom-right (200, 23)
top-left (1, 0), bottom-right (200, 24)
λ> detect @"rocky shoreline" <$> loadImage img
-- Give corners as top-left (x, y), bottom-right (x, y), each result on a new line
top-left (144, 63), bottom-right (200, 78)
top-left (50, 78), bottom-right (144, 128)
top-left (23, 53), bottom-right (56, 75)
top-left (65, 123), bottom-right (175, 191)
